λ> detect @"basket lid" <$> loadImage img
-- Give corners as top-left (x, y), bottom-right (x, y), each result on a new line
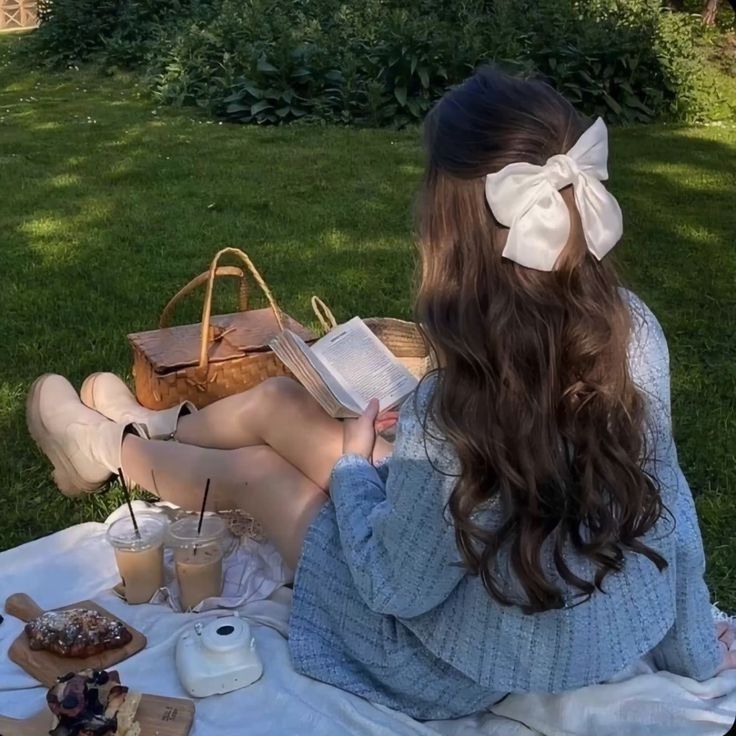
top-left (128, 308), bottom-right (314, 374)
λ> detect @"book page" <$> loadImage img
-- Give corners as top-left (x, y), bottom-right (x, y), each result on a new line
top-left (310, 317), bottom-right (418, 412)
top-left (279, 331), bottom-right (363, 414)
top-left (277, 335), bottom-right (347, 417)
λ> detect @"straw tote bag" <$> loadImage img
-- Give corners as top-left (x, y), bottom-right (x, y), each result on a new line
top-left (129, 248), bottom-right (315, 410)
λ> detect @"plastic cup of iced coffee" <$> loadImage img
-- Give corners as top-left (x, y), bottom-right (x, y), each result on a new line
top-left (107, 513), bottom-right (168, 605)
top-left (167, 515), bottom-right (227, 611)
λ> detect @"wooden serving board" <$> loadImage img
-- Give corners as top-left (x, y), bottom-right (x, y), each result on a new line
top-left (5, 593), bottom-right (147, 687)
top-left (0, 694), bottom-right (195, 736)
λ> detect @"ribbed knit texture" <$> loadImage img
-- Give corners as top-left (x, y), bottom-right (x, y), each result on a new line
top-left (288, 291), bottom-right (721, 719)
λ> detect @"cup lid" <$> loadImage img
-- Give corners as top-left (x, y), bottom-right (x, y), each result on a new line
top-left (167, 514), bottom-right (227, 549)
top-left (107, 513), bottom-right (168, 550)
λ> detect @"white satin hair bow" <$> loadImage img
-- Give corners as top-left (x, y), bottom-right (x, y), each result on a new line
top-left (484, 117), bottom-right (623, 271)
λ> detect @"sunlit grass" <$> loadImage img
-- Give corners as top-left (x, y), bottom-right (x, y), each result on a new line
top-left (1, 34), bottom-right (734, 609)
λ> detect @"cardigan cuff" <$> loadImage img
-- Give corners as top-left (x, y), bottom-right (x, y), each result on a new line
top-left (330, 453), bottom-right (384, 500)
top-left (331, 453), bottom-right (377, 478)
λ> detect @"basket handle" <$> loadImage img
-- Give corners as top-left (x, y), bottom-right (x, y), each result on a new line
top-left (159, 267), bottom-right (249, 329)
top-left (311, 295), bottom-right (338, 333)
top-left (198, 248), bottom-right (285, 372)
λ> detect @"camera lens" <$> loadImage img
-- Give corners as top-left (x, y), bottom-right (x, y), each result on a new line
top-left (216, 625), bottom-right (235, 636)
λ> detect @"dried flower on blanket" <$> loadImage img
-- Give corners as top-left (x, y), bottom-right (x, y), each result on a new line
top-left (217, 509), bottom-right (264, 542)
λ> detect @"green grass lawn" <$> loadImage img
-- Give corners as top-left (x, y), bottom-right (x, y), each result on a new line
top-left (1, 34), bottom-right (735, 610)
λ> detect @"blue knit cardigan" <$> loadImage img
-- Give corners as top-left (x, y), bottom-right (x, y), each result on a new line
top-left (289, 292), bottom-right (720, 717)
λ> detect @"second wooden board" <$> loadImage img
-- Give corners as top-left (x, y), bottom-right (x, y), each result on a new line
top-left (0, 693), bottom-right (195, 736)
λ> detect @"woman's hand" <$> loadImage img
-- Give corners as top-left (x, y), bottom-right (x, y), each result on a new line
top-left (342, 399), bottom-right (381, 459)
top-left (714, 620), bottom-right (736, 674)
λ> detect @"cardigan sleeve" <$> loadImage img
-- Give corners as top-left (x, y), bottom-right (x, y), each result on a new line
top-left (650, 467), bottom-right (721, 680)
top-left (329, 381), bottom-right (467, 619)
top-left (623, 291), bottom-right (721, 680)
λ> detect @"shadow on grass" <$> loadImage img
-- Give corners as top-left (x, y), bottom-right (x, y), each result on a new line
top-left (1, 49), bottom-right (734, 609)
top-left (609, 126), bottom-right (736, 495)
top-left (0, 56), bottom-right (424, 548)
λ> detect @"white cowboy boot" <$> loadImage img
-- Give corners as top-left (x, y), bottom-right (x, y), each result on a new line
top-left (26, 374), bottom-right (145, 497)
top-left (80, 372), bottom-right (195, 441)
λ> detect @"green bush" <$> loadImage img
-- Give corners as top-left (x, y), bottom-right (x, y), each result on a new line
top-left (25, 0), bottom-right (213, 68)
top-left (23, 0), bottom-right (721, 126)
top-left (653, 6), bottom-right (722, 120)
top-left (525, 1), bottom-right (670, 123)
top-left (27, 0), bottom-right (123, 66)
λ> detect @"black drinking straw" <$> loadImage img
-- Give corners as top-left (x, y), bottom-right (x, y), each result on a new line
top-left (193, 478), bottom-right (211, 556)
top-left (118, 467), bottom-right (141, 539)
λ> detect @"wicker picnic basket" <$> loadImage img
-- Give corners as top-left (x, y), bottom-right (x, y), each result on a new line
top-left (129, 248), bottom-right (315, 410)
top-left (310, 296), bottom-right (434, 380)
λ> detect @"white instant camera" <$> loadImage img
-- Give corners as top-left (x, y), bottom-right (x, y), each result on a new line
top-left (175, 614), bottom-right (263, 698)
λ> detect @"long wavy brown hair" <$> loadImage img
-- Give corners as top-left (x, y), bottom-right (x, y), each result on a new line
top-left (415, 68), bottom-right (667, 613)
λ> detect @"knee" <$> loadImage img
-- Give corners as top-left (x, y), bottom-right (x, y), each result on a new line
top-left (258, 376), bottom-right (307, 404)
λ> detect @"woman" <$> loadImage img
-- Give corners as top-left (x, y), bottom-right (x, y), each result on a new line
top-left (27, 68), bottom-right (735, 719)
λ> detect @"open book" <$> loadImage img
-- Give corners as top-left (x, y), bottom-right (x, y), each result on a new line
top-left (269, 317), bottom-right (419, 418)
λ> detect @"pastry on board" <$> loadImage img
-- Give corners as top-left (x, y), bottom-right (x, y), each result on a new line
top-left (25, 608), bottom-right (132, 658)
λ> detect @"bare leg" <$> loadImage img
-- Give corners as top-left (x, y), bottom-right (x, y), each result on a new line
top-left (121, 434), bottom-right (326, 569)
top-left (175, 377), bottom-right (392, 490)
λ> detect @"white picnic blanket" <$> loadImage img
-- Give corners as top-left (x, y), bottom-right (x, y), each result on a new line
top-left (1, 507), bottom-right (735, 736)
